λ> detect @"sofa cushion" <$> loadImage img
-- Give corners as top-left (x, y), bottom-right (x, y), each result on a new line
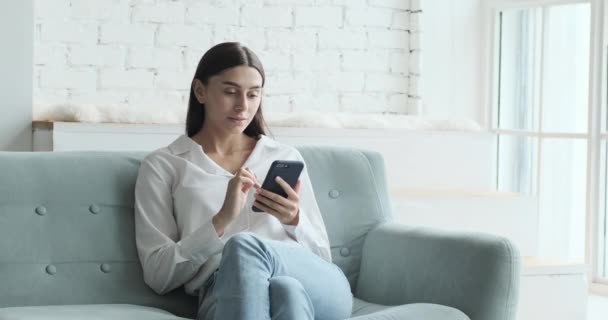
top-left (0, 304), bottom-right (190, 320)
top-left (350, 298), bottom-right (470, 320)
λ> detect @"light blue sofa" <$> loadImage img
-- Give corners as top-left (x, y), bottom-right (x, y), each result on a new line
top-left (0, 147), bottom-right (520, 320)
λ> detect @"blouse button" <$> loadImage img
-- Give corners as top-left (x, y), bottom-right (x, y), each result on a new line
top-left (329, 190), bottom-right (340, 199)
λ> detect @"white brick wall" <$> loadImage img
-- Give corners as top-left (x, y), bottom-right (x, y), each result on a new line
top-left (345, 7), bottom-right (393, 28)
top-left (127, 47), bottom-right (182, 69)
top-left (41, 22), bottom-right (98, 44)
top-left (295, 7), bottom-right (343, 27)
top-left (369, 0), bottom-right (410, 10)
top-left (267, 29), bottom-right (317, 51)
top-left (157, 25), bottom-right (212, 48)
top-left (241, 6), bottom-right (292, 27)
top-left (185, 3), bottom-right (240, 25)
top-left (34, 43), bottom-right (68, 66)
top-left (33, 0), bottom-right (422, 121)
top-left (342, 51), bottom-right (389, 72)
top-left (132, 2), bottom-right (185, 23)
top-left (39, 67), bottom-right (96, 92)
top-left (318, 29), bottom-right (367, 50)
top-left (99, 69), bottom-right (154, 90)
top-left (292, 93), bottom-right (340, 112)
top-left (293, 51), bottom-right (341, 72)
top-left (100, 23), bottom-right (155, 45)
top-left (341, 93), bottom-right (388, 113)
top-left (70, 0), bottom-right (130, 22)
top-left (69, 45), bottom-right (126, 67)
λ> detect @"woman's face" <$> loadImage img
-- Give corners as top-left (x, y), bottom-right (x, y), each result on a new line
top-left (195, 65), bottom-right (263, 134)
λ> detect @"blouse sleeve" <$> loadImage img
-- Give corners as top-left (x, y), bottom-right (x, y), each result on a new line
top-left (134, 154), bottom-right (224, 295)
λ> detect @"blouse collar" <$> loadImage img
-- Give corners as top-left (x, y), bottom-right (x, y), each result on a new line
top-left (168, 133), bottom-right (280, 175)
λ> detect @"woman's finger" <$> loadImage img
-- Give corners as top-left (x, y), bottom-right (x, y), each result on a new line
top-left (254, 192), bottom-right (285, 211)
top-left (253, 199), bottom-right (283, 218)
top-left (238, 167), bottom-right (260, 189)
top-left (256, 188), bottom-right (289, 205)
top-left (238, 176), bottom-right (257, 192)
top-left (255, 191), bottom-right (297, 214)
top-left (274, 176), bottom-right (299, 200)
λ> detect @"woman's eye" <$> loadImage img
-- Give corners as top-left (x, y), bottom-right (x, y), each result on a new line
top-left (248, 94), bottom-right (259, 98)
top-left (225, 91), bottom-right (237, 95)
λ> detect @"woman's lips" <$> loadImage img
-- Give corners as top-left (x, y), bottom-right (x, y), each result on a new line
top-left (228, 117), bottom-right (247, 125)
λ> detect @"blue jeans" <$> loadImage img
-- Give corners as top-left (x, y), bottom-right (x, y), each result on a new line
top-left (197, 232), bottom-right (353, 320)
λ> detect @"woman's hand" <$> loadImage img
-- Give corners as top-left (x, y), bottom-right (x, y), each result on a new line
top-left (253, 177), bottom-right (301, 226)
top-left (214, 167), bottom-right (259, 236)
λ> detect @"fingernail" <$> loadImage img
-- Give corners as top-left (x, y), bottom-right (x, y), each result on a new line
top-left (275, 176), bottom-right (281, 182)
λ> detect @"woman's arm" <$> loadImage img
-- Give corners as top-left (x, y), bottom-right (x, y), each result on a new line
top-left (134, 155), bottom-right (224, 295)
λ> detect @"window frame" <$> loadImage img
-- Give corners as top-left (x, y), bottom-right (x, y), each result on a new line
top-left (591, 0), bottom-right (608, 292)
top-left (483, 0), bottom-right (608, 290)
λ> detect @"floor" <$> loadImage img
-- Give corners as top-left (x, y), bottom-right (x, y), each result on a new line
top-left (587, 294), bottom-right (608, 320)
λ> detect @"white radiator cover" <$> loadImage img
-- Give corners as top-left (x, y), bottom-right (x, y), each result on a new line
top-left (32, 121), bottom-right (496, 191)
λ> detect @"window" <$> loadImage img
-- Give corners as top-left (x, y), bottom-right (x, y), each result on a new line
top-left (601, 0), bottom-right (608, 282)
top-left (491, 1), bottom-right (596, 269)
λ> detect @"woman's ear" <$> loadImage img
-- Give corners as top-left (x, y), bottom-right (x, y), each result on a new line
top-left (192, 79), bottom-right (206, 104)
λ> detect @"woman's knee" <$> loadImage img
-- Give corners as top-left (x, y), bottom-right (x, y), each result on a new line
top-left (219, 232), bottom-right (273, 270)
top-left (313, 266), bottom-right (353, 319)
top-left (269, 276), bottom-right (305, 297)
top-left (223, 232), bottom-right (262, 254)
top-left (269, 276), bottom-right (313, 316)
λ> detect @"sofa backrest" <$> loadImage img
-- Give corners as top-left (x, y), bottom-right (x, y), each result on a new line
top-left (296, 146), bottom-right (392, 288)
top-left (0, 147), bottom-right (391, 316)
top-left (0, 152), bottom-right (197, 317)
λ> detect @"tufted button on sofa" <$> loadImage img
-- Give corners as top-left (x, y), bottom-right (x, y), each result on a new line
top-left (0, 148), bottom-right (520, 320)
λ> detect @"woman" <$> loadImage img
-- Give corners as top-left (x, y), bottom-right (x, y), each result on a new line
top-left (134, 42), bottom-right (353, 320)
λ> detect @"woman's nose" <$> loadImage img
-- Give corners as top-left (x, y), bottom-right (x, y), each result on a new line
top-left (235, 93), bottom-right (248, 110)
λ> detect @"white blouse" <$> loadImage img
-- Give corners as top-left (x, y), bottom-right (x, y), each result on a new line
top-left (134, 134), bottom-right (331, 295)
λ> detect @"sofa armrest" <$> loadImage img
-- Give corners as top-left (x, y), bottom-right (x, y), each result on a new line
top-left (355, 223), bottom-right (520, 320)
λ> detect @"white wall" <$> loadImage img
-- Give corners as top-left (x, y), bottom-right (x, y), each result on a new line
top-left (33, 0), bottom-right (422, 123)
top-left (393, 194), bottom-right (539, 256)
top-left (33, 0), bottom-right (489, 124)
top-left (0, 0), bottom-right (33, 151)
top-left (420, 0), bottom-right (484, 124)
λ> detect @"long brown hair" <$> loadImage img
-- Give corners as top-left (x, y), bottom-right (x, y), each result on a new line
top-left (186, 42), bottom-right (268, 138)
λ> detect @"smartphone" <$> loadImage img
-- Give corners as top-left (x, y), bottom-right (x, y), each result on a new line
top-left (252, 160), bottom-right (304, 212)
